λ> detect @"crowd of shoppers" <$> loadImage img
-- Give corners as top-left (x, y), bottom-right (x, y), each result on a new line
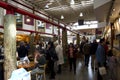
top-left (16, 36), bottom-right (118, 80)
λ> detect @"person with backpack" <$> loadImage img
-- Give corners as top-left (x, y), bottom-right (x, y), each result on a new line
top-left (82, 40), bottom-right (91, 67)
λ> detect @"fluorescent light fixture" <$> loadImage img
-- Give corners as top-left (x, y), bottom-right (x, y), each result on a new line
top-left (70, 0), bottom-right (75, 5)
top-left (61, 15), bottom-right (64, 19)
top-left (79, 12), bottom-right (83, 17)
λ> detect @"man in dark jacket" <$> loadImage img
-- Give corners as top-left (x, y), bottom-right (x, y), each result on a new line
top-left (46, 41), bottom-right (57, 79)
top-left (17, 41), bottom-right (28, 60)
top-left (90, 40), bottom-right (98, 68)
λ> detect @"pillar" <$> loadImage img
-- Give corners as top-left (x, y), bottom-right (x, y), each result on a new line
top-left (4, 11), bottom-right (16, 80)
top-left (53, 35), bottom-right (57, 42)
top-left (110, 23), bottom-right (114, 49)
top-left (33, 7), bottom-right (39, 43)
top-left (34, 33), bottom-right (40, 43)
top-left (58, 28), bottom-right (60, 44)
top-left (76, 34), bottom-right (80, 45)
top-left (0, 8), bottom-right (4, 26)
top-left (52, 25), bottom-right (54, 40)
top-left (62, 28), bottom-right (68, 54)
top-left (29, 33), bottom-right (35, 55)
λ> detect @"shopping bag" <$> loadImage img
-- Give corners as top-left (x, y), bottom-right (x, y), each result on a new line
top-left (99, 66), bottom-right (107, 75)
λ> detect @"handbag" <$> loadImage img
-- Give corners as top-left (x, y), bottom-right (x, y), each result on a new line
top-left (99, 66), bottom-right (107, 75)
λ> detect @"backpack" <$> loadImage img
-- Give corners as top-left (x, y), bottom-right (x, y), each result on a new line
top-left (50, 48), bottom-right (58, 62)
top-left (53, 51), bottom-right (58, 62)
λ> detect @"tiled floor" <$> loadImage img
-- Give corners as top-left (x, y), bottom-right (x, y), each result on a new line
top-left (45, 57), bottom-right (97, 80)
top-left (44, 59), bottom-right (120, 80)
top-left (35, 57), bottom-right (120, 80)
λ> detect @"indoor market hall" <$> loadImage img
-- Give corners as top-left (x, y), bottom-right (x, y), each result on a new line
top-left (0, 0), bottom-right (120, 80)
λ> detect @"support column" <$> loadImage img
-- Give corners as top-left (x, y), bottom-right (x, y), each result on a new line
top-left (29, 33), bottom-right (35, 55)
top-left (58, 27), bottom-right (60, 44)
top-left (110, 23), bottom-right (114, 49)
top-left (53, 35), bottom-right (57, 42)
top-left (76, 34), bottom-right (80, 45)
top-left (33, 7), bottom-right (39, 43)
top-left (62, 28), bottom-right (68, 54)
top-left (57, 20), bottom-right (60, 44)
top-left (52, 26), bottom-right (56, 42)
top-left (0, 8), bottom-right (4, 26)
top-left (4, 12), bottom-right (16, 80)
top-left (34, 33), bottom-right (40, 43)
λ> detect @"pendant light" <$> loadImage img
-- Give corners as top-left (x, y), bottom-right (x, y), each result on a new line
top-left (79, 12), bottom-right (83, 17)
top-left (61, 15), bottom-right (64, 19)
top-left (70, 0), bottom-right (75, 5)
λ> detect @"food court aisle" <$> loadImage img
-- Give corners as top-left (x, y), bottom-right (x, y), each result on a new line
top-left (45, 57), bottom-right (120, 80)
top-left (52, 58), bottom-right (97, 80)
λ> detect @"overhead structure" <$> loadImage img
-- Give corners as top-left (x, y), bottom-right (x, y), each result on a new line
top-left (0, 0), bottom-right (77, 34)
top-left (12, 0), bottom-right (95, 24)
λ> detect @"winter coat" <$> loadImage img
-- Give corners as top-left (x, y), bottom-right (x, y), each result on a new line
top-left (96, 44), bottom-right (106, 65)
top-left (83, 43), bottom-right (91, 55)
top-left (55, 45), bottom-right (64, 65)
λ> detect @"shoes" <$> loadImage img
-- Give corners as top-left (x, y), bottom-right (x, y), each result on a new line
top-left (49, 77), bottom-right (55, 80)
top-left (57, 71), bottom-right (61, 74)
top-left (74, 71), bottom-right (76, 75)
top-left (95, 68), bottom-right (97, 70)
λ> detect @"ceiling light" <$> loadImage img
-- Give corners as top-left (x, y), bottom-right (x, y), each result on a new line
top-left (79, 12), bottom-right (83, 17)
top-left (61, 15), bottom-right (64, 19)
top-left (26, 18), bottom-right (30, 22)
top-left (81, 1), bottom-right (85, 6)
top-left (49, 0), bottom-right (54, 3)
top-left (45, 4), bottom-right (49, 8)
top-left (113, 8), bottom-right (115, 11)
top-left (70, 0), bottom-right (75, 5)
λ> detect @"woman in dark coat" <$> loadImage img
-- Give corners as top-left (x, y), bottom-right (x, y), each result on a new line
top-left (67, 43), bottom-right (77, 74)
top-left (46, 41), bottom-right (57, 79)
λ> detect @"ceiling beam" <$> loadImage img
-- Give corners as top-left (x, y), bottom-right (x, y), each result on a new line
top-left (0, 1), bottom-right (77, 34)
top-left (0, 26), bottom-right (56, 36)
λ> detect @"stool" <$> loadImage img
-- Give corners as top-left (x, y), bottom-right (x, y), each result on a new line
top-left (36, 64), bottom-right (47, 80)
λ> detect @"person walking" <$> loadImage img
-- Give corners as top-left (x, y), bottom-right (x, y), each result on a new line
top-left (90, 40), bottom-right (98, 69)
top-left (54, 42), bottom-right (64, 74)
top-left (107, 50), bottom-right (117, 80)
top-left (46, 41), bottom-right (58, 79)
top-left (96, 38), bottom-right (106, 80)
top-left (67, 43), bottom-right (77, 74)
top-left (82, 40), bottom-right (91, 67)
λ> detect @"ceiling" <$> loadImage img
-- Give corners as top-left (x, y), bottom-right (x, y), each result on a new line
top-left (14, 0), bottom-right (96, 24)
top-left (1, 0), bottom-right (119, 34)
top-left (110, 0), bottom-right (120, 22)
top-left (9, 0), bottom-right (120, 25)
top-left (1, 0), bottom-right (118, 26)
